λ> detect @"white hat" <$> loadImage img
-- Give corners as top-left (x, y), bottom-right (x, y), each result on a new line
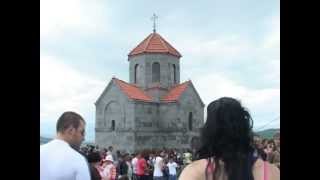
top-left (103, 155), bottom-right (114, 162)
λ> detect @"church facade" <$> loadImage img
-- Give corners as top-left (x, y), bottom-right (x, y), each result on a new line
top-left (95, 32), bottom-right (204, 152)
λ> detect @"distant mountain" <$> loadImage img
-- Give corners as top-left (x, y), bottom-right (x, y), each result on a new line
top-left (255, 128), bottom-right (280, 139)
top-left (41, 128), bottom-right (279, 145)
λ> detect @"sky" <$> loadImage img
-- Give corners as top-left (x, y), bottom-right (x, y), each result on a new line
top-left (40, 0), bottom-right (280, 142)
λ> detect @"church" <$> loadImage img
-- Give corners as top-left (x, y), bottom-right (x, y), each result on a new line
top-left (95, 28), bottom-right (204, 152)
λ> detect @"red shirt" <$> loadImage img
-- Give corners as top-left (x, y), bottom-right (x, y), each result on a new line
top-left (136, 158), bottom-right (147, 175)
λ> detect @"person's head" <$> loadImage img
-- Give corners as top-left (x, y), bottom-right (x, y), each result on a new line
top-left (122, 153), bottom-right (129, 161)
top-left (141, 150), bottom-right (148, 159)
top-left (108, 146), bottom-right (113, 152)
top-left (56, 111), bottom-right (86, 150)
top-left (103, 155), bottom-right (114, 165)
top-left (136, 152), bottom-right (142, 159)
top-left (160, 151), bottom-right (165, 158)
top-left (117, 150), bottom-right (121, 156)
top-left (273, 132), bottom-right (280, 147)
top-left (267, 139), bottom-right (277, 151)
top-left (261, 139), bottom-right (268, 148)
top-left (88, 151), bottom-right (102, 166)
top-left (253, 134), bottom-right (261, 145)
top-left (197, 97), bottom-right (254, 180)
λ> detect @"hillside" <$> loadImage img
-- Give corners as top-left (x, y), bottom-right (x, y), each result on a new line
top-left (41, 128), bottom-right (279, 145)
top-left (255, 128), bottom-right (280, 139)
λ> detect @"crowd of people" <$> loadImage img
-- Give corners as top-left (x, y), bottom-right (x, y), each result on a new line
top-left (79, 132), bottom-right (280, 180)
top-left (41, 97), bottom-right (280, 180)
top-left (80, 145), bottom-right (194, 180)
top-left (253, 133), bottom-right (280, 169)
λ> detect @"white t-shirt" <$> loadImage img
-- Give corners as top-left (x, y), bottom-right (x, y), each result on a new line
top-left (126, 161), bottom-right (133, 177)
top-left (40, 139), bottom-right (90, 180)
top-left (131, 157), bottom-right (138, 174)
top-left (102, 164), bottom-right (114, 178)
top-left (167, 162), bottom-right (178, 175)
top-left (153, 156), bottom-right (163, 177)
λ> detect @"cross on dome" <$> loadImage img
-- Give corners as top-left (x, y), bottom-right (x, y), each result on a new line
top-left (151, 13), bottom-right (158, 33)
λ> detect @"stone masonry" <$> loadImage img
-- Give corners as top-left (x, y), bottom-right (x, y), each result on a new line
top-left (95, 32), bottom-right (204, 153)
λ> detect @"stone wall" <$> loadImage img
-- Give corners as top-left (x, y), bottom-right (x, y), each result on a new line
top-left (178, 85), bottom-right (205, 131)
top-left (95, 80), bottom-right (136, 151)
top-left (95, 65), bottom-right (204, 153)
top-left (129, 54), bottom-right (180, 90)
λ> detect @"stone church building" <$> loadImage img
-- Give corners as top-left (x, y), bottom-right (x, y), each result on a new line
top-left (95, 31), bottom-right (204, 152)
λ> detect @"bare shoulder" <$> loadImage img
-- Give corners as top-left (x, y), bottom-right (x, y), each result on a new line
top-left (253, 159), bottom-right (280, 180)
top-left (179, 159), bottom-right (207, 180)
top-left (268, 162), bottom-right (280, 180)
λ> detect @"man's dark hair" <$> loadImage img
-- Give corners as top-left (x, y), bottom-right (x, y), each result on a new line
top-left (88, 151), bottom-right (102, 163)
top-left (56, 111), bottom-right (85, 133)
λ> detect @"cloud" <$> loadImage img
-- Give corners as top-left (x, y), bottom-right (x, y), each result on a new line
top-left (166, 14), bottom-right (280, 129)
top-left (175, 35), bottom-right (254, 63)
top-left (262, 14), bottom-right (280, 50)
top-left (40, 53), bottom-right (106, 123)
top-left (192, 73), bottom-right (280, 128)
top-left (259, 14), bottom-right (280, 85)
top-left (40, 0), bottom-right (109, 39)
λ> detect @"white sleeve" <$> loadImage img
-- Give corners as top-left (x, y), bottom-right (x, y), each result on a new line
top-left (75, 157), bottom-right (91, 180)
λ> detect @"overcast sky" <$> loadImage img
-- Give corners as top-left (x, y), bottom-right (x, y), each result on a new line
top-left (41, 0), bottom-right (280, 142)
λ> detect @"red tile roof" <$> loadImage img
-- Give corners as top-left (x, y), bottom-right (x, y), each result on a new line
top-left (128, 32), bottom-right (182, 58)
top-left (113, 78), bottom-right (153, 102)
top-left (161, 81), bottom-right (190, 102)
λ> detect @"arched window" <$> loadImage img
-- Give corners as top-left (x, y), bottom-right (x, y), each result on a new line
top-left (134, 64), bottom-right (139, 83)
top-left (111, 120), bottom-right (115, 131)
top-left (152, 62), bottom-right (160, 82)
top-left (173, 64), bottom-right (176, 83)
top-left (188, 112), bottom-right (193, 131)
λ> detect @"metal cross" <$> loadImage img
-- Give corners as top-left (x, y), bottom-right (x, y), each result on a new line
top-left (151, 13), bottom-right (158, 33)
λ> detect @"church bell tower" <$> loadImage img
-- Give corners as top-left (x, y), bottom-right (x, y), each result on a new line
top-left (127, 14), bottom-right (182, 101)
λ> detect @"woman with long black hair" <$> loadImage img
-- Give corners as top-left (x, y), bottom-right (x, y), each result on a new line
top-left (179, 97), bottom-right (279, 180)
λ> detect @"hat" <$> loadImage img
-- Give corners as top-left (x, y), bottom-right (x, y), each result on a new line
top-left (103, 155), bottom-right (114, 162)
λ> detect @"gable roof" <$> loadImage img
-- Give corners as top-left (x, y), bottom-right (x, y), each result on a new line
top-left (95, 78), bottom-right (204, 105)
top-left (161, 81), bottom-right (205, 106)
top-left (113, 78), bottom-right (153, 102)
top-left (128, 32), bottom-right (182, 58)
top-left (161, 81), bottom-right (190, 102)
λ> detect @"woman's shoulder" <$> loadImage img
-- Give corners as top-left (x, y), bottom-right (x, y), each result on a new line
top-left (253, 159), bottom-right (280, 180)
top-left (179, 159), bottom-right (208, 180)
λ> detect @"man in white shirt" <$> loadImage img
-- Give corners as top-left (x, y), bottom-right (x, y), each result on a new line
top-left (131, 153), bottom-right (138, 180)
top-left (166, 158), bottom-right (178, 180)
top-left (40, 111), bottom-right (91, 180)
top-left (153, 152), bottom-right (165, 180)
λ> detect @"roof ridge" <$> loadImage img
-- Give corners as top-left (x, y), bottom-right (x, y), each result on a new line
top-left (113, 78), bottom-right (153, 102)
top-left (160, 37), bottom-right (181, 57)
top-left (128, 33), bottom-right (153, 56)
top-left (143, 33), bottom-right (154, 51)
top-left (161, 81), bottom-right (190, 102)
top-left (114, 78), bottom-right (142, 88)
top-left (128, 32), bottom-right (182, 58)
top-left (157, 33), bottom-right (170, 52)
top-left (172, 80), bottom-right (190, 88)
